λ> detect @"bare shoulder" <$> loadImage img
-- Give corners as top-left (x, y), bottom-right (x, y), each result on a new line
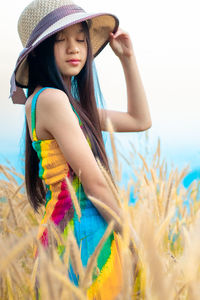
top-left (35, 88), bottom-right (77, 124)
top-left (25, 87), bottom-right (69, 112)
top-left (37, 88), bottom-right (71, 110)
top-left (38, 88), bottom-right (80, 135)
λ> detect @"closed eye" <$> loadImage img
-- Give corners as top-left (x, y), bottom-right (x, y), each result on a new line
top-left (55, 39), bottom-right (85, 43)
top-left (55, 39), bottom-right (65, 42)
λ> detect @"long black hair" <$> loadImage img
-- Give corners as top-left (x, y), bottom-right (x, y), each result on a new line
top-left (24, 21), bottom-right (116, 212)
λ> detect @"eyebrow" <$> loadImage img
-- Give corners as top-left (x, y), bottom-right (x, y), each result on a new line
top-left (77, 28), bottom-right (85, 34)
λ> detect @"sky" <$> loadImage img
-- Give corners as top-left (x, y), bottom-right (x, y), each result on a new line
top-left (0, 0), bottom-right (200, 176)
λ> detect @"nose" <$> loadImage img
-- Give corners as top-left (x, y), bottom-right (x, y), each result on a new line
top-left (66, 38), bottom-right (80, 54)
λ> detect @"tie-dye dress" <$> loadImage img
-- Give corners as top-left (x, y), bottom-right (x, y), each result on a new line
top-left (31, 87), bottom-right (122, 299)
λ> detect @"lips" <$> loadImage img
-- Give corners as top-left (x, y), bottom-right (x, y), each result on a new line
top-left (67, 59), bottom-right (80, 62)
top-left (66, 59), bottom-right (81, 66)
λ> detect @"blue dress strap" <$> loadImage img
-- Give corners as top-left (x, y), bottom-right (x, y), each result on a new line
top-left (31, 87), bottom-right (82, 142)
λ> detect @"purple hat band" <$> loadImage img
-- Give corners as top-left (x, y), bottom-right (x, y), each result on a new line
top-left (26, 5), bottom-right (85, 47)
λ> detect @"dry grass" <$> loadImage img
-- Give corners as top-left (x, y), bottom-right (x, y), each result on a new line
top-left (0, 126), bottom-right (200, 299)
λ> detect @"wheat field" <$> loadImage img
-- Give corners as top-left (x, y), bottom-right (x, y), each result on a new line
top-left (0, 125), bottom-right (200, 299)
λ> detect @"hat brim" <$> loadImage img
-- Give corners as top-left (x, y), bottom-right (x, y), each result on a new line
top-left (15, 12), bottom-right (119, 88)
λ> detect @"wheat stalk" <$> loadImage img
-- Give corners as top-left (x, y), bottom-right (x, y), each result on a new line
top-left (48, 262), bottom-right (87, 300)
top-left (68, 229), bottom-right (85, 285)
top-left (0, 228), bottom-right (37, 272)
top-left (65, 176), bottom-right (81, 221)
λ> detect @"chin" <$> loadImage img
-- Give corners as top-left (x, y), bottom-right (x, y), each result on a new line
top-left (63, 70), bottom-right (81, 77)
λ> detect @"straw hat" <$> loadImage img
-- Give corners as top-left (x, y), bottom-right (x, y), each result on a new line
top-left (9, 0), bottom-right (119, 104)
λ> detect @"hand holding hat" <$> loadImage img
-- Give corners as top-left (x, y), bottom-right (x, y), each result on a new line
top-left (109, 28), bottom-right (134, 61)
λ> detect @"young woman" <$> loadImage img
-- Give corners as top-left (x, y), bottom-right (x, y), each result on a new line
top-left (10, 0), bottom-right (152, 298)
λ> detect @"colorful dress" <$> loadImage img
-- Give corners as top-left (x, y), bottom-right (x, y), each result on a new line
top-left (31, 87), bottom-right (123, 299)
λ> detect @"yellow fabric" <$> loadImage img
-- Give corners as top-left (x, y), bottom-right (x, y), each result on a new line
top-left (39, 139), bottom-right (69, 185)
top-left (87, 233), bottom-right (123, 300)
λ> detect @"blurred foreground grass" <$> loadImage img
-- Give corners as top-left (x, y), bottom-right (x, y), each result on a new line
top-left (0, 132), bottom-right (200, 299)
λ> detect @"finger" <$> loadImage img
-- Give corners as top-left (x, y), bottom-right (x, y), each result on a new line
top-left (109, 32), bottom-right (115, 42)
top-left (114, 27), bottom-right (126, 35)
top-left (112, 30), bottom-right (128, 39)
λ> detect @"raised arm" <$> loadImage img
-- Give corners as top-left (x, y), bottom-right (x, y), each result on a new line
top-left (99, 28), bottom-right (152, 132)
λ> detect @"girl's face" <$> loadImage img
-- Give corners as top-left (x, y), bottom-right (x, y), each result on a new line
top-left (54, 23), bottom-right (88, 81)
